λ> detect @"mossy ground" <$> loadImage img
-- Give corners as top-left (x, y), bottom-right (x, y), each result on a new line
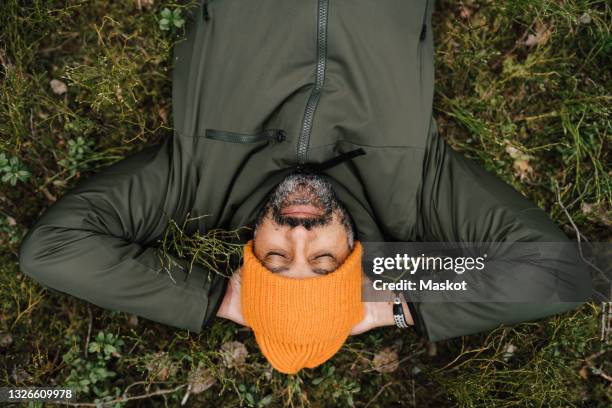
top-left (1, 0), bottom-right (610, 406)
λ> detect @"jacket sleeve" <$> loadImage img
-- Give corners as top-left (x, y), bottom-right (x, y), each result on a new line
top-left (18, 136), bottom-right (227, 333)
top-left (408, 117), bottom-right (592, 342)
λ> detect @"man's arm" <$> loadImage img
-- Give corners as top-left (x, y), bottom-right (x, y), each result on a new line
top-left (18, 137), bottom-right (227, 333)
top-left (349, 292), bottom-right (414, 336)
top-left (407, 116), bottom-right (592, 342)
top-left (216, 267), bottom-right (247, 327)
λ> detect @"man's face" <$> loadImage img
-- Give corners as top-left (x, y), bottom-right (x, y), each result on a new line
top-left (253, 173), bottom-right (355, 278)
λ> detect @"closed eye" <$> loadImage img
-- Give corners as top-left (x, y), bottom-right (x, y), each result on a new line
top-left (264, 251), bottom-right (290, 273)
top-left (312, 268), bottom-right (334, 275)
top-left (313, 253), bottom-right (335, 261)
top-left (266, 251), bottom-right (287, 258)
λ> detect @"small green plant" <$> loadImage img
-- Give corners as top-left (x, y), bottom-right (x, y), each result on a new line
top-left (57, 136), bottom-right (95, 177)
top-left (64, 116), bottom-right (96, 136)
top-left (157, 213), bottom-right (248, 279)
top-left (309, 366), bottom-right (361, 407)
top-left (62, 332), bottom-right (124, 406)
top-left (0, 215), bottom-right (25, 249)
top-left (330, 377), bottom-right (361, 407)
top-left (237, 383), bottom-right (273, 407)
top-left (158, 8), bottom-right (185, 34)
top-left (311, 364), bottom-right (335, 385)
top-left (0, 153), bottom-right (31, 185)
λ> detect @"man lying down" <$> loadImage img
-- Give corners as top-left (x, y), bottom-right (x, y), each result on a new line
top-left (18, 0), bottom-right (592, 374)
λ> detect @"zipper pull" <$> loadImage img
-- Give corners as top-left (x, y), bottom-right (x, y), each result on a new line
top-left (274, 129), bottom-right (287, 142)
top-left (419, 23), bottom-right (427, 41)
top-left (261, 129), bottom-right (287, 142)
top-left (202, 1), bottom-right (210, 21)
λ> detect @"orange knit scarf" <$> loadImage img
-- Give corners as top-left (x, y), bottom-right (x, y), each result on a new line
top-left (241, 239), bottom-right (364, 374)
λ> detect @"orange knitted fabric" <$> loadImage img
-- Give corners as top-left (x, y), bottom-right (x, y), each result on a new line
top-left (241, 239), bottom-right (365, 374)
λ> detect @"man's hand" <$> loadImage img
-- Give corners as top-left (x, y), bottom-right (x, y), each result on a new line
top-left (216, 267), bottom-right (250, 328)
top-left (350, 277), bottom-right (414, 336)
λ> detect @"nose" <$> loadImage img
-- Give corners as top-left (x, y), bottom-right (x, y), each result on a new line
top-left (282, 225), bottom-right (319, 278)
top-left (286, 223), bottom-right (314, 241)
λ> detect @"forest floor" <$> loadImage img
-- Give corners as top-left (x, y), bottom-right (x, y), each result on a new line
top-left (1, 0), bottom-right (610, 406)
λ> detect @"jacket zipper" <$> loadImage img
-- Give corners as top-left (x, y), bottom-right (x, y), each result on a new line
top-left (296, 0), bottom-right (329, 164)
top-left (205, 128), bottom-right (287, 144)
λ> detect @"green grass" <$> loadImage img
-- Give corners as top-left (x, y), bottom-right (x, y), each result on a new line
top-left (1, 0), bottom-right (610, 406)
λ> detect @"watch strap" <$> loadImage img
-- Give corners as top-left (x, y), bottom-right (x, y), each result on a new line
top-left (393, 295), bottom-right (411, 329)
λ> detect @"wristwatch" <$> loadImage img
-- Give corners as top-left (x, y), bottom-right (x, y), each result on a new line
top-left (393, 294), bottom-right (411, 329)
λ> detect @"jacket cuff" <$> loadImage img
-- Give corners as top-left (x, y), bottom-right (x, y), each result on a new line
top-left (402, 291), bottom-right (428, 339)
top-left (164, 253), bottom-right (227, 332)
top-left (406, 301), bottom-right (424, 337)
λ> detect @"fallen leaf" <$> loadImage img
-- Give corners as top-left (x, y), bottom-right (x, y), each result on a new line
top-left (0, 332), bottom-right (13, 348)
top-left (525, 34), bottom-right (539, 47)
top-left (459, 5), bottom-right (472, 19)
top-left (513, 158), bottom-right (534, 181)
top-left (372, 347), bottom-right (399, 373)
top-left (145, 351), bottom-right (177, 381)
top-left (127, 313), bottom-right (139, 328)
top-left (505, 145), bottom-right (521, 159)
top-left (187, 362), bottom-right (216, 394)
top-left (525, 23), bottom-right (552, 47)
top-left (578, 12), bottom-right (592, 25)
top-left (50, 79), bottom-right (67, 95)
top-left (505, 343), bottom-right (517, 354)
top-left (596, 209), bottom-right (612, 227)
top-left (135, 0), bottom-right (155, 11)
top-left (427, 342), bottom-right (437, 357)
top-left (12, 367), bottom-right (33, 383)
top-left (220, 341), bottom-right (248, 368)
top-left (158, 106), bottom-right (168, 124)
top-left (115, 85), bottom-right (124, 103)
top-left (579, 365), bottom-right (589, 380)
top-left (502, 343), bottom-right (518, 362)
top-left (506, 144), bottom-right (534, 181)
top-left (581, 202), bottom-right (612, 227)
